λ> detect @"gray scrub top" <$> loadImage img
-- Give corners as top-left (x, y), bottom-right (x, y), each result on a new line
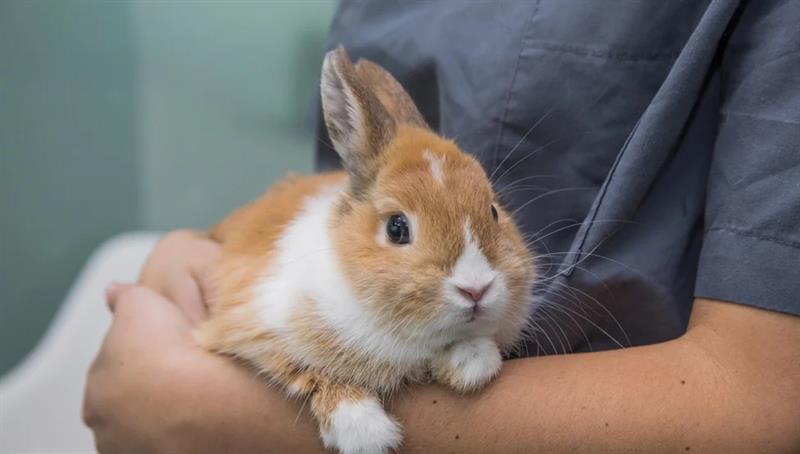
top-left (315, 0), bottom-right (800, 355)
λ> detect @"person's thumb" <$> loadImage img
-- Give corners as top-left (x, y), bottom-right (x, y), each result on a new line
top-left (105, 281), bottom-right (136, 312)
top-left (105, 283), bottom-right (193, 337)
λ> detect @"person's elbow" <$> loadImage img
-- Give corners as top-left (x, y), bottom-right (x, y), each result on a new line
top-left (683, 298), bottom-right (800, 451)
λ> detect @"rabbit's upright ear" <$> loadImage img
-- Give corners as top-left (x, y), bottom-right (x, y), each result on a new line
top-left (321, 46), bottom-right (425, 198)
top-left (321, 47), bottom-right (391, 197)
top-left (354, 58), bottom-right (427, 129)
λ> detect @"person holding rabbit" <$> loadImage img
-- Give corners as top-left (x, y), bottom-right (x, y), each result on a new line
top-left (84, 1), bottom-right (800, 452)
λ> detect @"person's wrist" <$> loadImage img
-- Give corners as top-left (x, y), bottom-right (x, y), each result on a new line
top-left (174, 351), bottom-right (325, 453)
top-left (137, 349), bottom-right (228, 452)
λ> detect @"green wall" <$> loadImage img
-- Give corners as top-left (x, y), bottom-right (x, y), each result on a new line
top-left (0, 0), bottom-right (334, 375)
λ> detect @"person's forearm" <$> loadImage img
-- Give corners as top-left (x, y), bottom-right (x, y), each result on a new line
top-left (169, 350), bottom-right (324, 454)
top-left (185, 336), bottom-right (744, 453)
top-left (392, 299), bottom-right (800, 453)
top-left (176, 300), bottom-right (799, 453)
top-left (394, 338), bottom-right (727, 452)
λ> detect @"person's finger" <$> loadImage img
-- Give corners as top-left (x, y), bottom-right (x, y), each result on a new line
top-left (105, 282), bottom-right (136, 312)
top-left (189, 251), bottom-right (219, 310)
top-left (138, 230), bottom-right (221, 323)
top-left (162, 271), bottom-right (207, 325)
top-left (110, 285), bottom-right (193, 337)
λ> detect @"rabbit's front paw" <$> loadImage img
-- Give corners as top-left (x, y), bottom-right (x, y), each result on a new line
top-left (432, 337), bottom-right (502, 393)
top-left (320, 398), bottom-right (402, 454)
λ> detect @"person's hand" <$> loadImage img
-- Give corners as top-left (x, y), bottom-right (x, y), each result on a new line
top-left (83, 283), bottom-right (323, 454)
top-left (83, 284), bottom-right (207, 453)
top-left (137, 229), bottom-right (221, 323)
top-left (83, 231), bottom-right (324, 453)
top-left (83, 229), bottom-right (222, 452)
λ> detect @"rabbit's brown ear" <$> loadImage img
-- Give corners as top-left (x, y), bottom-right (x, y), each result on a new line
top-left (321, 46), bottom-right (394, 198)
top-left (354, 59), bottom-right (427, 129)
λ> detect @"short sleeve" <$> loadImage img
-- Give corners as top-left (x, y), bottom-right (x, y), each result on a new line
top-left (694, 0), bottom-right (800, 315)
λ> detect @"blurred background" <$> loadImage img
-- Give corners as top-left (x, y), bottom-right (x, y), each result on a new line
top-left (0, 0), bottom-right (335, 376)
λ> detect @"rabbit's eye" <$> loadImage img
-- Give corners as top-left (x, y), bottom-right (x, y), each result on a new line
top-left (386, 214), bottom-right (410, 245)
top-left (491, 205), bottom-right (498, 222)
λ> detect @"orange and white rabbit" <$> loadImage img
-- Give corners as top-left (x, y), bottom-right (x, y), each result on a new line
top-left (196, 47), bottom-right (535, 454)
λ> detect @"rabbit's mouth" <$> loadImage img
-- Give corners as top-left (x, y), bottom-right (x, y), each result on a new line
top-left (465, 303), bottom-right (484, 323)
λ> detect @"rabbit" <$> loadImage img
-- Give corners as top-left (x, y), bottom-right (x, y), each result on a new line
top-left (195, 46), bottom-right (535, 454)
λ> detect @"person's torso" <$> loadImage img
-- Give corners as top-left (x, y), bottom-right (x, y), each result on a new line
top-left (317, 0), bottom-right (741, 354)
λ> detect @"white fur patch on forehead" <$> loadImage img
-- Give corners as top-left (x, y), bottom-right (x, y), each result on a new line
top-left (449, 219), bottom-right (497, 290)
top-left (423, 149), bottom-right (445, 185)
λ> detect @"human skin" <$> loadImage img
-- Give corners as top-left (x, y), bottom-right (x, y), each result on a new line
top-left (83, 230), bottom-right (800, 453)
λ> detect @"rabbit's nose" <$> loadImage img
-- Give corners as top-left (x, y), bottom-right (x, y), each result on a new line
top-left (457, 282), bottom-right (492, 303)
